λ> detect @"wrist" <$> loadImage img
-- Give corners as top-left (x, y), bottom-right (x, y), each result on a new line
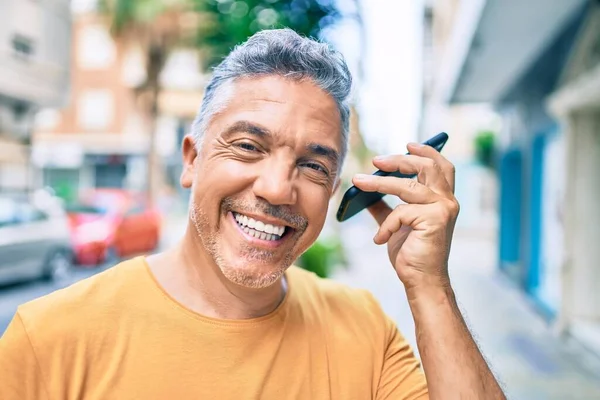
top-left (405, 279), bottom-right (456, 307)
top-left (401, 270), bottom-right (452, 297)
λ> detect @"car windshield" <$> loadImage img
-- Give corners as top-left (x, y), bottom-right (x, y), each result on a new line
top-left (66, 204), bottom-right (107, 215)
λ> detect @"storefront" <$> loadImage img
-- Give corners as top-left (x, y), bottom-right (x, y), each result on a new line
top-left (546, 4), bottom-right (600, 352)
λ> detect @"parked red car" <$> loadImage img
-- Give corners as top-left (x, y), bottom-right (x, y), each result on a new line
top-left (66, 189), bottom-right (161, 265)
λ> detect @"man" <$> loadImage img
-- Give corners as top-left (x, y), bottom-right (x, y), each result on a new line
top-left (0, 29), bottom-right (505, 399)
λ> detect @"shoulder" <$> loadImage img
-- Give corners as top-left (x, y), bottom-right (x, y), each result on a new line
top-left (17, 257), bottom-right (146, 338)
top-left (286, 266), bottom-right (389, 332)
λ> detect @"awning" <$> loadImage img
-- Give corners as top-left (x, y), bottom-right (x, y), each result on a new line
top-left (450, 0), bottom-right (588, 103)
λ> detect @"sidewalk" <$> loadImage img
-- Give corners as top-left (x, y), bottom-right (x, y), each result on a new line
top-left (330, 213), bottom-right (600, 400)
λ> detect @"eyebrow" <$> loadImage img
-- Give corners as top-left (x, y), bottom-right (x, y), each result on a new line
top-left (222, 120), bottom-right (341, 170)
top-left (221, 121), bottom-right (271, 139)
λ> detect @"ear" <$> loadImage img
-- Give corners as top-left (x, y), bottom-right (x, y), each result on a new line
top-left (180, 135), bottom-right (198, 189)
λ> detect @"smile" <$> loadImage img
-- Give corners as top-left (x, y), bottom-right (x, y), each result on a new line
top-left (232, 212), bottom-right (288, 242)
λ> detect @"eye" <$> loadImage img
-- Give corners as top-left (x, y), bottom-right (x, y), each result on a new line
top-left (236, 142), bottom-right (259, 152)
top-left (302, 162), bottom-right (329, 176)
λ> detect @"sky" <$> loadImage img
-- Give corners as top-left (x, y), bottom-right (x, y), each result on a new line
top-left (330, 0), bottom-right (424, 154)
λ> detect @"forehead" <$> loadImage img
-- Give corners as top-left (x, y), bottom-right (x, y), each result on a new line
top-left (210, 76), bottom-right (342, 147)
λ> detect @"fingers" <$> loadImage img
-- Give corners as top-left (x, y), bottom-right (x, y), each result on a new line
top-left (367, 200), bottom-right (393, 226)
top-left (373, 204), bottom-right (419, 244)
top-left (407, 142), bottom-right (456, 193)
top-left (352, 174), bottom-right (438, 205)
top-left (373, 201), bottom-right (459, 245)
top-left (372, 154), bottom-right (452, 195)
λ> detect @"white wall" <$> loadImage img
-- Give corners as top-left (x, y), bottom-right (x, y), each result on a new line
top-left (567, 112), bottom-right (600, 320)
top-left (0, 0), bottom-right (71, 107)
top-left (537, 132), bottom-right (566, 311)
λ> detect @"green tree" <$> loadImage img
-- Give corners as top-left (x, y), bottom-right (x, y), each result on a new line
top-left (473, 130), bottom-right (496, 169)
top-left (193, 0), bottom-right (340, 68)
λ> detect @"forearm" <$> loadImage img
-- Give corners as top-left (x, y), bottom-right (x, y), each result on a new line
top-left (407, 283), bottom-right (505, 400)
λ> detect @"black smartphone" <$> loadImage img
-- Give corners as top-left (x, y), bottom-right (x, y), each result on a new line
top-left (336, 132), bottom-right (449, 222)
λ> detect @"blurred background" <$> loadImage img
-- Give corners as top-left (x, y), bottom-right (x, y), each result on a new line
top-left (1, 0), bottom-right (600, 398)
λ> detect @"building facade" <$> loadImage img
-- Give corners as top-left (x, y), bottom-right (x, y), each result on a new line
top-left (0, 0), bottom-right (71, 192)
top-left (420, 0), bottom-right (500, 234)
top-left (423, 0), bottom-right (599, 353)
top-left (33, 11), bottom-right (150, 202)
top-left (33, 8), bottom-right (205, 204)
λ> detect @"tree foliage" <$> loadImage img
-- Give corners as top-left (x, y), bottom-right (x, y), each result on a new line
top-left (193, 0), bottom-right (340, 68)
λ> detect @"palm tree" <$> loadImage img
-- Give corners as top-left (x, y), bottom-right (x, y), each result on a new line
top-left (99, 0), bottom-right (344, 201)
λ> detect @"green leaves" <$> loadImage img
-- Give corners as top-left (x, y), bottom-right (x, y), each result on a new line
top-left (100, 0), bottom-right (340, 70)
top-left (192, 0), bottom-right (341, 68)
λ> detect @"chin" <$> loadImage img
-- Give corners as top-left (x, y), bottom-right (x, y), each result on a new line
top-left (217, 256), bottom-right (290, 289)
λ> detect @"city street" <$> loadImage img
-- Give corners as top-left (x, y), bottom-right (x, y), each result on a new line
top-left (333, 213), bottom-right (600, 400)
top-left (0, 211), bottom-right (188, 334)
top-left (0, 263), bottom-right (111, 333)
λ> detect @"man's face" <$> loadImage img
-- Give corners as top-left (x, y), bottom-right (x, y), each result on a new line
top-left (181, 76), bottom-right (343, 289)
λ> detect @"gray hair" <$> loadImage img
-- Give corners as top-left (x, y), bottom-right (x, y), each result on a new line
top-left (191, 28), bottom-right (353, 164)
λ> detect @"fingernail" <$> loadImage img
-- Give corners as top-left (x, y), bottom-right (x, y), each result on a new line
top-left (354, 173), bottom-right (369, 181)
top-left (374, 155), bottom-right (391, 161)
top-left (408, 142), bottom-right (424, 147)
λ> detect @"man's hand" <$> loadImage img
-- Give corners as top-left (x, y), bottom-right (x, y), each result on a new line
top-left (352, 142), bottom-right (459, 291)
top-left (353, 142), bottom-right (506, 399)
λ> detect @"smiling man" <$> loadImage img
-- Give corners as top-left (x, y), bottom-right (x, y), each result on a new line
top-left (0, 29), bottom-right (505, 400)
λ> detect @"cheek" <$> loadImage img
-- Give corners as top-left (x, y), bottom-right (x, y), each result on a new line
top-left (299, 185), bottom-right (331, 235)
top-left (193, 159), bottom-right (253, 197)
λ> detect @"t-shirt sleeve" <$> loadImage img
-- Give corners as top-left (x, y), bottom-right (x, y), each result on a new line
top-left (359, 290), bottom-right (428, 400)
top-left (0, 312), bottom-right (49, 400)
top-left (376, 317), bottom-right (429, 400)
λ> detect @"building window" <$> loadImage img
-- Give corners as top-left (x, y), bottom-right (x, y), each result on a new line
top-left (77, 90), bottom-right (114, 130)
top-left (77, 24), bottom-right (116, 69)
top-left (12, 34), bottom-right (34, 59)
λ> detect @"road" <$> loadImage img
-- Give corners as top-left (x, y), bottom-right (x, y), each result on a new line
top-left (0, 262), bottom-right (114, 333)
top-left (0, 211), bottom-right (187, 334)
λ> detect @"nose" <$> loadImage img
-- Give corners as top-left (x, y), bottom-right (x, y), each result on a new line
top-left (252, 158), bottom-right (297, 206)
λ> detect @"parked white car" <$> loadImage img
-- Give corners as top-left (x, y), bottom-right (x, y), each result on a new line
top-left (0, 191), bottom-right (73, 285)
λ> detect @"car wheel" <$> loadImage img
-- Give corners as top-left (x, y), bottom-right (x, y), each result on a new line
top-left (43, 250), bottom-right (72, 282)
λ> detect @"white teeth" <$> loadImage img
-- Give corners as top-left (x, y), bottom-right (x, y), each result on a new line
top-left (259, 232), bottom-right (267, 240)
top-left (233, 212), bottom-right (286, 238)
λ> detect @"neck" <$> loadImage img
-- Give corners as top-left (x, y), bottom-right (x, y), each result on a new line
top-left (147, 225), bottom-right (287, 320)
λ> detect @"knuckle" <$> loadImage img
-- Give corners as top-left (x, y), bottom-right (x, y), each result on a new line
top-left (446, 163), bottom-right (456, 175)
top-left (434, 199), bottom-right (459, 220)
top-left (423, 158), bottom-right (436, 169)
top-left (448, 199), bottom-right (460, 217)
top-left (406, 179), bottom-right (418, 190)
top-left (444, 199), bottom-right (460, 218)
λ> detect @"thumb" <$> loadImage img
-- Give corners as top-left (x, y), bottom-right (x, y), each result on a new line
top-left (368, 200), bottom-right (393, 226)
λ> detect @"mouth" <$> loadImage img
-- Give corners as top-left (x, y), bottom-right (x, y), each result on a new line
top-left (230, 211), bottom-right (293, 247)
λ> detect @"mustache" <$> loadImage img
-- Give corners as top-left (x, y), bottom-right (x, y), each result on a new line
top-left (222, 197), bottom-right (308, 231)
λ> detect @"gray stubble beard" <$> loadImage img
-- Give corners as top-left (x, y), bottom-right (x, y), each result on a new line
top-left (189, 200), bottom-right (296, 289)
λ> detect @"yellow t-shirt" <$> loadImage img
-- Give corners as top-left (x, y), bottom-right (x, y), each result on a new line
top-left (0, 257), bottom-right (428, 400)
